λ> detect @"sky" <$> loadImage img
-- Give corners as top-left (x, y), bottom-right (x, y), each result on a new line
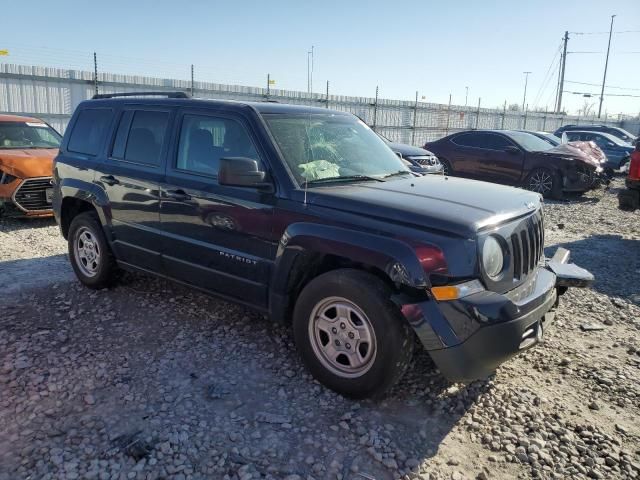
top-left (3, 0), bottom-right (640, 117)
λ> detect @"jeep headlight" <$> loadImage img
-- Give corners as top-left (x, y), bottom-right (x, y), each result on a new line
top-left (482, 236), bottom-right (504, 279)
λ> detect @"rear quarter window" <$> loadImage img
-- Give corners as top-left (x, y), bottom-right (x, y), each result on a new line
top-left (67, 108), bottom-right (113, 156)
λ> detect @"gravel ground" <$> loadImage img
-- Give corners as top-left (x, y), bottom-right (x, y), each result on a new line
top-left (0, 179), bottom-right (638, 480)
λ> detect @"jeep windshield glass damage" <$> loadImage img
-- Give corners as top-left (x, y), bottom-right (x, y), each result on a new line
top-left (264, 114), bottom-right (411, 186)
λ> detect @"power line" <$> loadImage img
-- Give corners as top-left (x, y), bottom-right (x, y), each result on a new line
top-left (565, 80), bottom-right (640, 91)
top-left (532, 41), bottom-right (563, 109)
top-left (570, 30), bottom-right (640, 35)
top-left (564, 90), bottom-right (640, 98)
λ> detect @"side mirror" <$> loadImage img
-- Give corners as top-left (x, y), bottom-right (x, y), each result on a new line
top-left (504, 146), bottom-right (520, 155)
top-left (218, 157), bottom-right (272, 190)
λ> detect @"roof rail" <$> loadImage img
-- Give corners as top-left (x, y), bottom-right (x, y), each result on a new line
top-left (92, 91), bottom-right (190, 100)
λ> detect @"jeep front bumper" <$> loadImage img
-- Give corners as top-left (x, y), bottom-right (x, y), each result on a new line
top-left (400, 248), bottom-right (593, 382)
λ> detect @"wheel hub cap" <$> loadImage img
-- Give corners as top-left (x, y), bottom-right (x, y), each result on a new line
top-left (308, 297), bottom-right (377, 378)
top-left (74, 227), bottom-right (101, 277)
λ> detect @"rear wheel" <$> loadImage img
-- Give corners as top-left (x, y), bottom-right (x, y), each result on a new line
top-left (68, 212), bottom-right (119, 289)
top-left (440, 158), bottom-right (454, 176)
top-left (292, 269), bottom-right (414, 399)
top-left (525, 168), bottom-right (562, 199)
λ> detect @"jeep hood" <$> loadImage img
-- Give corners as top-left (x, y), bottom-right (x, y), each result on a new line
top-left (308, 175), bottom-right (542, 238)
top-left (0, 149), bottom-right (56, 178)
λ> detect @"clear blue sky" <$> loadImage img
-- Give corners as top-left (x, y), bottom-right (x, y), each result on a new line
top-left (3, 0), bottom-right (640, 116)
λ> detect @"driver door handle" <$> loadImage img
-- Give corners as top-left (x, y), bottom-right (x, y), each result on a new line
top-left (165, 189), bottom-right (192, 201)
top-left (99, 175), bottom-right (119, 186)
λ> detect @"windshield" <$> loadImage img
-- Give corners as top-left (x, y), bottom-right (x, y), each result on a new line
top-left (600, 132), bottom-right (631, 146)
top-left (542, 133), bottom-right (561, 145)
top-left (264, 114), bottom-right (410, 185)
top-left (505, 131), bottom-right (555, 152)
top-left (611, 127), bottom-right (635, 141)
top-left (0, 121), bottom-right (62, 149)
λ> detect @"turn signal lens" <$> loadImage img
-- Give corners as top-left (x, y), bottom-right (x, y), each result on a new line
top-left (431, 280), bottom-right (484, 301)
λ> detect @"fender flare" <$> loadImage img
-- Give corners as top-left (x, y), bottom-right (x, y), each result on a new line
top-left (270, 222), bottom-right (431, 297)
top-left (59, 178), bottom-right (112, 239)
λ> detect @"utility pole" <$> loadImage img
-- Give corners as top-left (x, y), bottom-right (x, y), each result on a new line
top-left (307, 46), bottom-right (314, 94)
top-left (326, 80), bottom-right (329, 108)
top-left (412, 91), bottom-right (418, 145)
top-left (598, 15), bottom-right (616, 118)
top-left (267, 73), bottom-right (270, 97)
top-left (556, 31), bottom-right (569, 113)
top-left (465, 87), bottom-right (469, 107)
top-left (445, 94), bottom-right (452, 135)
top-left (93, 52), bottom-right (98, 96)
top-left (475, 97), bottom-right (481, 129)
top-left (190, 64), bottom-right (194, 97)
top-left (522, 71), bottom-right (531, 112)
top-left (372, 86), bottom-right (379, 130)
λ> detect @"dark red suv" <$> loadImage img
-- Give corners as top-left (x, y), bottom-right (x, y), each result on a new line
top-left (618, 143), bottom-right (640, 211)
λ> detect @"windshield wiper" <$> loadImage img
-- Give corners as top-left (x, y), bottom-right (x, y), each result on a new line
top-left (382, 170), bottom-right (413, 179)
top-left (300, 174), bottom-right (385, 188)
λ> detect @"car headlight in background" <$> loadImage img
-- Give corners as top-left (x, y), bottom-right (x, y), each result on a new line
top-left (482, 236), bottom-right (504, 279)
top-left (0, 170), bottom-right (18, 184)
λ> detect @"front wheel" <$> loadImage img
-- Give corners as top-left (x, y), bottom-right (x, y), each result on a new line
top-left (292, 269), bottom-right (414, 399)
top-left (525, 168), bottom-right (562, 199)
top-left (68, 211), bottom-right (119, 289)
top-left (440, 158), bottom-right (454, 176)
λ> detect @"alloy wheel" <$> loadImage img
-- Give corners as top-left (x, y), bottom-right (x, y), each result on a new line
top-left (528, 170), bottom-right (553, 195)
top-left (308, 296), bottom-right (377, 378)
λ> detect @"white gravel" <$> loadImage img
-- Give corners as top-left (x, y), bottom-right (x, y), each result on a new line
top-left (0, 179), bottom-right (638, 480)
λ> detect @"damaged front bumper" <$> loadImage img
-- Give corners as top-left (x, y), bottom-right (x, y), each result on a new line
top-left (400, 248), bottom-right (593, 382)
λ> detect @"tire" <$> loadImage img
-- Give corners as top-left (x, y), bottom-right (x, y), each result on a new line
top-left (292, 269), bottom-right (414, 399)
top-left (440, 158), bottom-right (454, 176)
top-left (68, 211), bottom-right (119, 289)
top-left (525, 168), bottom-right (563, 199)
top-left (618, 189), bottom-right (640, 211)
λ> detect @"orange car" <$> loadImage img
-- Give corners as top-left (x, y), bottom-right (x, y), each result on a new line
top-left (0, 114), bottom-right (61, 217)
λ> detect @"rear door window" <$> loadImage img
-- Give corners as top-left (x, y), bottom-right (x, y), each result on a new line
top-left (484, 134), bottom-right (512, 150)
top-left (111, 110), bottom-right (169, 166)
top-left (452, 133), bottom-right (481, 147)
top-left (68, 108), bottom-right (113, 156)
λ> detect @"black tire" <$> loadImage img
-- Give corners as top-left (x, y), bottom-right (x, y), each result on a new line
top-left (68, 211), bottom-right (119, 289)
top-left (618, 189), bottom-right (640, 211)
top-left (292, 269), bottom-right (414, 399)
top-left (524, 168), bottom-right (563, 199)
top-left (440, 158), bottom-right (454, 176)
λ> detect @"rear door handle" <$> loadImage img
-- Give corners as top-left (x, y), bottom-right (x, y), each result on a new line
top-left (99, 175), bottom-right (119, 186)
top-left (165, 189), bottom-right (192, 201)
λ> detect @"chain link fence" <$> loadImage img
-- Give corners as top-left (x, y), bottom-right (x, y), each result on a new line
top-left (0, 63), bottom-right (628, 144)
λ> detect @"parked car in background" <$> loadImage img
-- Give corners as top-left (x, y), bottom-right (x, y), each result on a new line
top-left (53, 93), bottom-right (593, 398)
top-left (561, 131), bottom-right (634, 172)
top-left (520, 131), bottom-right (562, 146)
top-left (518, 130), bottom-right (608, 177)
top-left (554, 124), bottom-right (637, 146)
top-left (376, 133), bottom-right (443, 175)
top-left (618, 143), bottom-right (640, 211)
top-left (425, 130), bottom-right (604, 198)
top-left (0, 114), bottom-right (61, 217)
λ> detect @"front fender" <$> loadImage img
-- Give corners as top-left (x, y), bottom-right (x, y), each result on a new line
top-left (271, 222), bottom-right (433, 294)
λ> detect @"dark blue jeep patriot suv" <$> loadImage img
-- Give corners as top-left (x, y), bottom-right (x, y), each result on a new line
top-left (53, 92), bottom-right (593, 398)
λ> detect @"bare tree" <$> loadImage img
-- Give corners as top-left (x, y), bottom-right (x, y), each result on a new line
top-left (578, 101), bottom-right (595, 117)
